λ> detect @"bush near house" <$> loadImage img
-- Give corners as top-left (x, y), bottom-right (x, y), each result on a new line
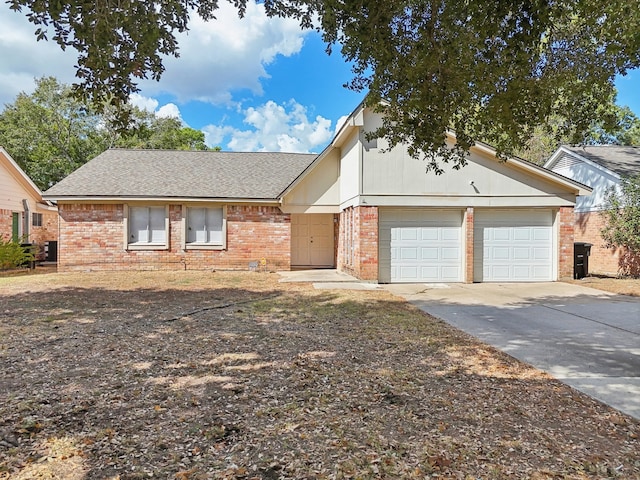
top-left (0, 237), bottom-right (34, 270)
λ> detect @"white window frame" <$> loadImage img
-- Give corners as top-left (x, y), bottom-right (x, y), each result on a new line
top-left (124, 204), bottom-right (169, 250)
top-left (182, 205), bottom-right (227, 250)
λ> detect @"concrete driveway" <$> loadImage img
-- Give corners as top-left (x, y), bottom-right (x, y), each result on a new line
top-left (385, 282), bottom-right (640, 420)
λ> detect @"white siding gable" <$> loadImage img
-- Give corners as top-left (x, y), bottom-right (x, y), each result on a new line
top-left (547, 152), bottom-right (620, 212)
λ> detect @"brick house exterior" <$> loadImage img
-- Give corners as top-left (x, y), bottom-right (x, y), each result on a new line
top-left (1, 147), bottom-right (58, 261)
top-left (45, 104), bottom-right (587, 282)
top-left (545, 146), bottom-right (640, 276)
top-left (57, 204), bottom-right (291, 271)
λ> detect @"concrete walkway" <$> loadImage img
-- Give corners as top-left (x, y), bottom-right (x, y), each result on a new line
top-left (385, 282), bottom-right (640, 420)
top-left (278, 269), bottom-right (382, 290)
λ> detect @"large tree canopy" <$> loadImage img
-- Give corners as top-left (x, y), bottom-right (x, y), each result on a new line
top-left (8, 0), bottom-right (640, 171)
top-left (0, 77), bottom-right (210, 189)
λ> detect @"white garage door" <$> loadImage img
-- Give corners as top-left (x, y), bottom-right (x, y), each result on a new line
top-left (379, 209), bottom-right (463, 283)
top-left (474, 210), bottom-right (553, 282)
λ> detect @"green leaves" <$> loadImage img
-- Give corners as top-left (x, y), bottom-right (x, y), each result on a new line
top-left (7, 0), bottom-right (640, 171)
top-left (601, 174), bottom-right (640, 257)
top-left (0, 77), bottom-right (211, 190)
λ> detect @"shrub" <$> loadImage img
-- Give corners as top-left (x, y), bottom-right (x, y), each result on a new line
top-left (0, 237), bottom-right (35, 270)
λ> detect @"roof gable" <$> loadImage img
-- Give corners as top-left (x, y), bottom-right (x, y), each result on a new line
top-left (550, 146), bottom-right (640, 178)
top-left (44, 149), bottom-right (316, 200)
top-left (0, 146), bottom-right (44, 201)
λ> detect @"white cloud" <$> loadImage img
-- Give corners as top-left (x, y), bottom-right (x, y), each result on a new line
top-left (0, 2), bottom-right (309, 109)
top-left (129, 93), bottom-right (160, 112)
top-left (202, 99), bottom-right (334, 152)
top-left (138, 2), bottom-right (309, 104)
top-left (0, 5), bottom-right (77, 107)
top-left (129, 93), bottom-right (183, 121)
top-left (156, 103), bottom-right (182, 119)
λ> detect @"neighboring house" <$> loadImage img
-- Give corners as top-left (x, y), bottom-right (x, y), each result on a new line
top-left (0, 147), bottom-right (58, 259)
top-left (545, 145), bottom-right (640, 276)
top-left (43, 103), bottom-right (590, 282)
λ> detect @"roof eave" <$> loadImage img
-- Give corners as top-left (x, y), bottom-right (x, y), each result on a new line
top-left (43, 195), bottom-right (282, 205)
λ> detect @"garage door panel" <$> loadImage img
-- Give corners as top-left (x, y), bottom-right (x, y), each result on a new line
top-left (475, 210), bottom-right (553, 282)
top-left (513, 247), bottom-right (531, 260)
top-left (513, 228), bottom-right (532, 241)
top-left (400, 228), bottom-right (419, 241)
top-left (441, 228), bottom-right (460, 241)
top-left (533, 229), bottom-right (551, 241)
top-left (381, 209), bottom-right (463, 283)
top-left (421, 247), bottom-right (439, 260)
top-left (399, 247), bottom-right (418, 260)
top-left (441, 247), bottom-right (461, 260)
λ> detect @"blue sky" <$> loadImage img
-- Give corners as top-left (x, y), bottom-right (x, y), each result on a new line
top-left (0, 2), bottom-right (638, 153)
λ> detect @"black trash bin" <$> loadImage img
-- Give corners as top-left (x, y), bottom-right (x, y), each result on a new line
top-left (45, 240), bottom-right (58, 262)
top-left (574, 242), bottom-right (592, 279)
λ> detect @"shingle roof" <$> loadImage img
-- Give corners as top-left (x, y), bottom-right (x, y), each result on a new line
top-left (43, 149), bottom-right (317, 200)
top-left (564, 145), bottom-right (640, 177)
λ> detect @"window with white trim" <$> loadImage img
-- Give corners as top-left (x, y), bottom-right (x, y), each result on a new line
top-left (185, 206), bottom-right (225, 248)
top-left (128, 206), bottom-right (168, 248)
top-left (32, 212), bottom-right (43, 227)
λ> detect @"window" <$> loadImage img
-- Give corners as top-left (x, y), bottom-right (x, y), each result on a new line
top-left (185, 206), bottom-right (225, 249)
top-left (32, 213), bottom-right (43, 227)
top-left (127, 206), bottom-right (168, 248)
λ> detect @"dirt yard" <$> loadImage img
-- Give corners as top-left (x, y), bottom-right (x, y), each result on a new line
top-left (1, 271), bottom-right (639, 479)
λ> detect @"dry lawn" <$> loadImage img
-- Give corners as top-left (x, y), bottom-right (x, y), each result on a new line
top-left (566, 275), bottom-right (640, 297)
top-left (0, 271), bottom-right (638, 479)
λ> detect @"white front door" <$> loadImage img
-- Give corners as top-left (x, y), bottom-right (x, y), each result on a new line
top-left (474, 210), bottom-right (553, 282)
top-left (291, 214), bottom-right (335, 267)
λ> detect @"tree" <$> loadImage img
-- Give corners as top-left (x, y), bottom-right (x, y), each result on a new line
top-left (8, 0), bottom-right (640, 171)
top-left (601, 175), bottom-right (640, 276)
top-left (0, 76), bottom-right (108, 189)
top-left (516, 98), bottom-right (640, 165)
top-left (113, 110), bottom-right (209, 151)
top-left (0, 77), bottom-right (212, 189)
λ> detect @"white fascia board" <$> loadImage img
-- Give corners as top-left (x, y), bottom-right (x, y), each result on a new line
top-left (46, 196), bottom-right (281, 205)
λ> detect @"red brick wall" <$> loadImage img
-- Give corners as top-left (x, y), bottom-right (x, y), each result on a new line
top-left (558, 207), bottom-right (575, 279)
top-left (0, 208), bottom-right (12, 241)
top-left (464, 207), bottom-right (474, 283)
top-left (338, 206), bottom-right (378, 281)
top-left (574, 211), bottom-right (640, 276)
top-left (57, 203), bottom-right (291, 272)
top-left (0, 208), bottom-right (58, 260)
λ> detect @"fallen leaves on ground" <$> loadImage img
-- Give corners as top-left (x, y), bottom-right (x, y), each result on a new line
top-left (0, 271), bottom-right (638, 479)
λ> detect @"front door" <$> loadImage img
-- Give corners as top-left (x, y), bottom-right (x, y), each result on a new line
top-left (12, 212), bottom-right (20, 242)
top-left (291, 214), bottom-right (335, 267)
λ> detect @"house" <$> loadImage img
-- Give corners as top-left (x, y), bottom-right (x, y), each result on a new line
top-left (0, 147), bottom-right (58, 259)
top-left (544, 145), bottom-right (640, 276)
top-left (43, 103), bottom-right (590, 282)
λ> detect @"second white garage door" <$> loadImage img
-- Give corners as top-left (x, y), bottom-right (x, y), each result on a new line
top-left (379, 209), bottom-right (463, 283)
top-left (474, 210), bottom-right (553, 282)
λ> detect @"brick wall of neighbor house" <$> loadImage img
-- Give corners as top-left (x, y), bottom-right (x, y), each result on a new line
top-left (574, 211), bottom-right (636, 276)
top-left (0, 208), bottom-right (57, 260)
top-left (0, 208), bottom-right (12, 241)
top-left (338, 206), bottom-right (378, 281)
top-left (57, 204), bottom-right (291, 272)
top-left (558, 206), bottom-right (575, 279)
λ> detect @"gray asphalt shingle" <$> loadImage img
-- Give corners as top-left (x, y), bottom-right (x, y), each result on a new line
top-left (565, 145), bottom-right (640, 177)
top-left (44, 149), bottom-right (316, 199)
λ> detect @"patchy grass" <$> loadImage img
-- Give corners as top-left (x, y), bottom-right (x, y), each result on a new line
top-left (565, 275), bottom-right (640, 297)
top-left (1, 271), bottom-right (639, 479)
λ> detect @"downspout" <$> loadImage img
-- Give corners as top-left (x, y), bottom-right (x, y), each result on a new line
top-left (22, 199), bottom-right (30, 242)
